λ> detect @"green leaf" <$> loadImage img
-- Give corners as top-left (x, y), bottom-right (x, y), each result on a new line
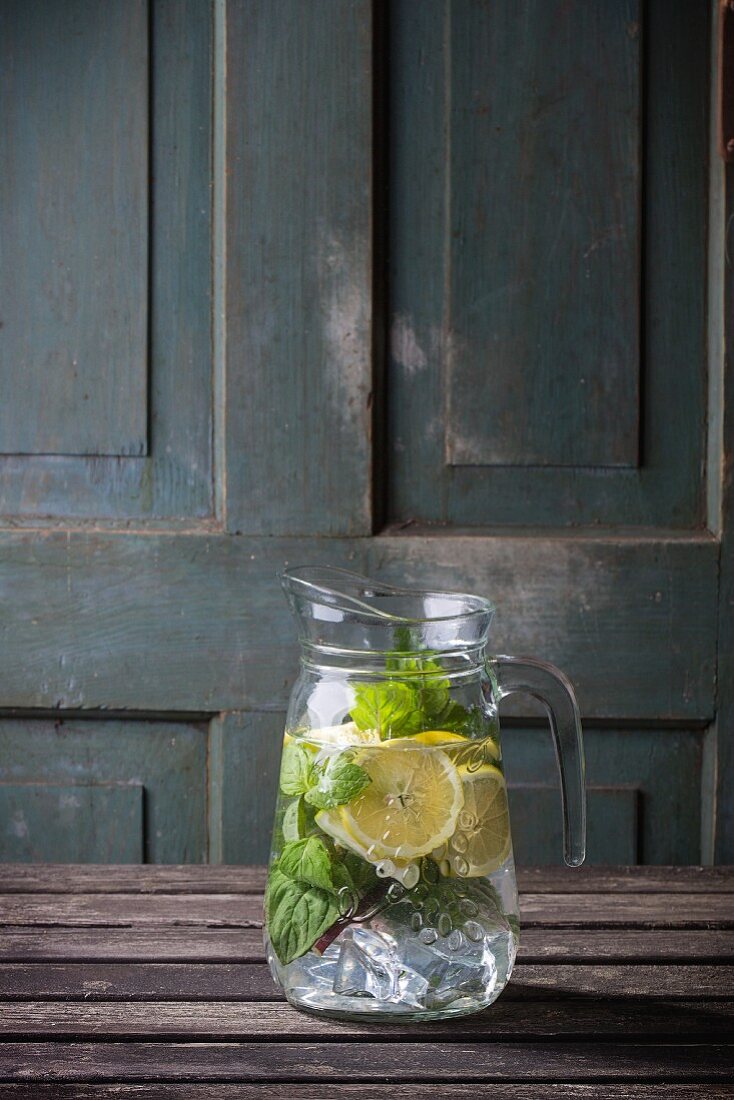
top-left (282, 797), bottom-right (304, 842)
top-left (278, 837), bottom-right (335, 891)
top-left (281, 795), bottom-right (320, 842)
top-left (342, 850), bottom-right (379, 893)
top-left (265, 867), bottom-right (339, 965)
top-left (304, 752), bottom-right (372, 809)
top-left (279, 741), bottom-right (314, 796)
top-left (351, 681), bottom-right (423, 737)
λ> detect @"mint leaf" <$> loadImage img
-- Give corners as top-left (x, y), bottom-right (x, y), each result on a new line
top-left (342, 850), bottom-right (379, 893)
top-left (304, 752), bottom-right (371, 809)
top-left (265, 867), bottom-right (339, 965)
top-left (351, 681), bottom-right (423, 738)
top-left (282, 795), bottom-right (317, 842)
top-left (278, 837), bottom-right (335, 891)
top-left (279, 741), bottom-right (314, 796)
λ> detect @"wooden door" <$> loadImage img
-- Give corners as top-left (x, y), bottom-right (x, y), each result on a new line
top-left (0, 0), bottom-right (728, 866)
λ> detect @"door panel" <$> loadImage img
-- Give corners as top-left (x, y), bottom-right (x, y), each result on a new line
top-left (388, 0), bottom-right (708, 526)
top-left (0, 0), bottom-right (724, 866)
top-left (0, 0), bottom-right (213, 520)
top-left (0, 719), bottom-right (208, 862)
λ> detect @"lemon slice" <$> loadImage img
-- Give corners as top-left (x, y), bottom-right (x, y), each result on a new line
top-left (407, 730), bottom-right (467, 747)
top-left (315, 808), bottom-right (418, 885)
top-left (446, 764), bottom-right (511, 876)
top-left (341, 745), bottom-right (464, 860)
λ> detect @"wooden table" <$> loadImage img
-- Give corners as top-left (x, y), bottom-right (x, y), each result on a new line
top-left (0, 865), bottom-right (732, 1096)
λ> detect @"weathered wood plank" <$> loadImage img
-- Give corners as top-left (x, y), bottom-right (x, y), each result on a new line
top-left (517, 894), bottom-right (734, 928)
top-left (0, 866), bottom-right (267, 895)
top-left (1, 926), bottom-right (732, 965)
top-left (445, 0), bottom-right (640, 468)
top-left (0, 532), bottom-right (717, 719)
top-left (1, 891), bottom-right (731, 928)
top-left (224, 0), bottom-right (373, 536)
top-left (0, 1088), bottom-right (731, 1100)
top-left (517, 867), bottom-right (734, 893)
top-left (0, 0), bottom-right (148, 458)
top-left (0, 1041), bottom-right (731, 1082)
top-left (1, 962), bottom-right (730, 1002)
top-left (2, 865), bottom-right (731, 895)
top-left (0, 928), bottom-right (265, 963)
top-left (0, 894), bottom-right (262, 927)
top-left (1, 999), bottom-right (732, 1041)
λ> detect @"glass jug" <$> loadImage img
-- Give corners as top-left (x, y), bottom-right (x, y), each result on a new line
top-left (265, 566), bottom-right (585, 1021)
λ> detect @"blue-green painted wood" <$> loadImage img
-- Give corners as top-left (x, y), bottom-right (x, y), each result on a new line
top-left (508, 786), bottom-right (639, 867)
top-left (0, 0), bottom-right (212, 520)
top-left (388, 0), bottom-right (709, 525)
top-left (502, 728), bottom-right (703, 865)
top-left (714, 164), bottom-right (734, 861)
top-left (0, 0), bottom-right (148, 457)
top-left (0, 784), bottom-right (143, 863)
top-left (446, 0), bottom-right (640, 468)
top-left (224, 0), bottom-right (374, 536)
top-left (0, 531), bottom-right (717, 721)
top-left (0, 719), bottom-right (208, 863)
top-left (204, 716), bottom-right (701, 866)
top-left (213, 713), bottom-right (282, 866)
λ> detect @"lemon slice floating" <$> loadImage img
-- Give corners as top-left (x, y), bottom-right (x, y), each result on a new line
top-left (341, 744), bottom-right (464, 861)
top-left (408, 730), bottom-right (467, 747)
top-left (446, 763), bottom-right (511, 876)
top-left (314, 807), bottom-right (419, 886)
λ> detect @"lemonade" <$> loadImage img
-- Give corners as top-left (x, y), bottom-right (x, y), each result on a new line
top-left (265, 722), bottom-right (519, 1018)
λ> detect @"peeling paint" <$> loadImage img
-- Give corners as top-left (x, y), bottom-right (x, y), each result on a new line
top-left (317, 228), bottom-right (370, 428)
top-left (391, 313), bottom-right (428, 374)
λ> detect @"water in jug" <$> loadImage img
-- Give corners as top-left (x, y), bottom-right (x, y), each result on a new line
top-left (264, 566), bottom-right (585, 1020)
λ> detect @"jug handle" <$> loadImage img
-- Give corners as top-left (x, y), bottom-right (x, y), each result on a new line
top-left (485, 655), bottom-right (586, 867)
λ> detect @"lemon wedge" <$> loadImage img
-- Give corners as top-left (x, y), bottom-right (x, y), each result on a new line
top-left (445, 763), bottom-right (511, 876)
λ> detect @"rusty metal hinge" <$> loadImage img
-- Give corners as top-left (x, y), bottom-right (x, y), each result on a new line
top-left (720, 0), bottom-right (734, 159)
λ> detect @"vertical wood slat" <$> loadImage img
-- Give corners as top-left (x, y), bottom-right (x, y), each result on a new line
top-left (715, 168), bottom-right (734, 861)
top-left (225, 0), bottom-right (374, 535)
top-left (0, 0), bottom-right (148, 457)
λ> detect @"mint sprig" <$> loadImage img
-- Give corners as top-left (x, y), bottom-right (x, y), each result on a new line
top-left (304, 752), bottom-right (372, 810)
top-left (278, 742), bottom-right (315, 796)
top-left (351, 649), bottom-right (472, 739)
top-left (265, 866), bottom-right (339, 965)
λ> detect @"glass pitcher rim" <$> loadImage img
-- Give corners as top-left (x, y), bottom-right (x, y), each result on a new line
top-left (280, 565), bottom-right (495, 626)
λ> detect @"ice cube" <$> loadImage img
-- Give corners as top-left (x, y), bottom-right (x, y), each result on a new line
top-left (334, 926), bottom-right (429, 1007)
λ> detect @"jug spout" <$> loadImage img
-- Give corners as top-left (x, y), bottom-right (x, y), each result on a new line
top-left (281, 565), bottom-right (495, 660)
